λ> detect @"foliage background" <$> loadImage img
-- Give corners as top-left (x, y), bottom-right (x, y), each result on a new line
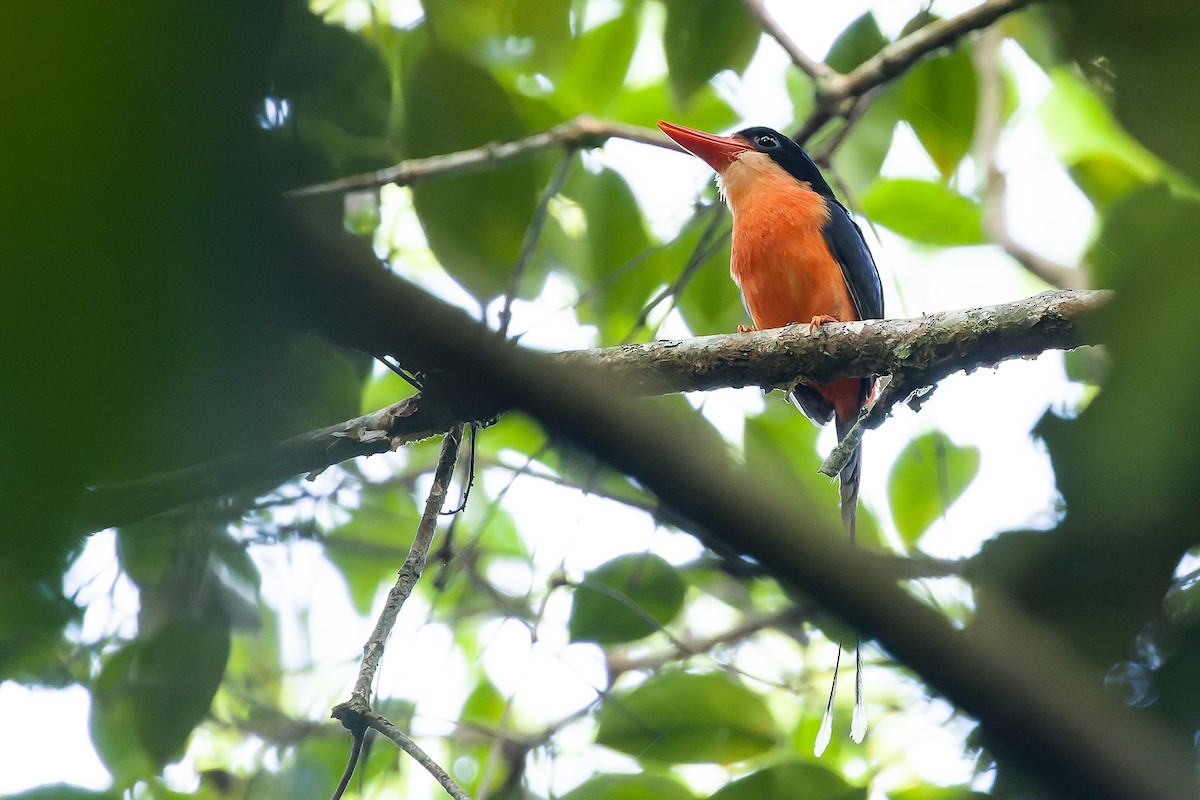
top-left (3, 1), bottom-right (1200, 799)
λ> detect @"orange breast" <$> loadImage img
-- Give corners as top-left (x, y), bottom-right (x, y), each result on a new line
top-left (726, 177), bottom-right (858, 330)
top-left (721, 159), bottom-right (863, 422)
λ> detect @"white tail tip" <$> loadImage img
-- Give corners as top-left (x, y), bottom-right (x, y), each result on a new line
top-left (814, 705), bottom-right (834, 757)
top-left (851, 701), bottom-right (867, 743)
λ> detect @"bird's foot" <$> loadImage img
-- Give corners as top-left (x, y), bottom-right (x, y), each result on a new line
top-left (807, 314), bottom-right (839, 333)
top-left (737, 324), bottom-right (757, 333)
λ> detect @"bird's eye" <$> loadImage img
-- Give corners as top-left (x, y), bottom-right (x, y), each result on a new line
top-left (757, 134), bottom-right (778, 148)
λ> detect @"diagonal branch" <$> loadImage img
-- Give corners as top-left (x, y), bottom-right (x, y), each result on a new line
top-left (81, 289), bottom-right (1108, 532)
top-left (740, 0), bottom-right (832, 81)
top-left (289, 115), bottom-right (668, 197)
top-left (795, 0), bottom-right (1037, 142)
top-left (332, 424), bottom-right (468, 798)
top-left (287, 245), bottom-right (1188, 800)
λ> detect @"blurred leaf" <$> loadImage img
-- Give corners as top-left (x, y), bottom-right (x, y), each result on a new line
top-left (561, 773), bottom-right (696, 800)
top-left (461, 676), bottom-right (507, 727)
top-left (888, 431), bottom-right (980, 546)
top-left (897, 17), bottom-right (977, 178)
top-left (710, 762), bottom-right (865, 800)
top-left (829, 85), bottom-right (902, 196)
top-left (325, 483), bottom-right (421, 614)
top-left (614, 79), bottom-right (738, 132)
top-left (861, 178), bottom-right (985, 246)
top-left (663, 0), bottom-right (760, 105)
top-left (744, 400), bottom-right (884, 549)
top-left (4, 789), bottom-right (121, 800)
top-left (421, 0), bottom-right (572, 79)
top-left (569, 553), bottom-right (686, 644)
top-left (825, 12), bottom-right (888, 74)
top-left (556, 9), bottom-right (640, 115)
top-left (0, 575), bottom-right (80, 683)
top-left (888, 786), bottom-right (991, 800)
top-left (672, 209), bottom-right (740, 335)
top-left (1002, 4), bottom-right (1064, 71)
top-left (595, 671), bottom-right (778, 763)
top-left (92, 623), bottom-right (230, 783)
top-left (403, 46), bottom-right (537, 300)
top-left (560, 165), bottom-right (663, 342)
top-left (1067, 154), bottom-right (1146, 212)
top-left (246, 733), bottom-right (344, 800)
top-left (1039, 68), bottom-right (1163, 189)
top-left (359, 367), bottom-right (418, 415)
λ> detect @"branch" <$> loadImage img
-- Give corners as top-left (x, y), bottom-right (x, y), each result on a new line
top-left (81, 289), bottom-right (1108, 531)
top-left (289, 115), bottom-right (670, 197)
top-left (331, 425), bottom-right (467, 798)
top-left (283, 246), bottom-right (1188, 800)
top-left (347, 424), bottom-right (463, 706)
top-left (740, 0), bottom-right (832, 81)
top-left (605, 607), bottom-right (807, 677)
top-left (795, 0), bottom-right (1037, 142)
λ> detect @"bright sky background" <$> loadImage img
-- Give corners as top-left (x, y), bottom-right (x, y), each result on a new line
top-left (0, 0), bottom-right (1095, 795)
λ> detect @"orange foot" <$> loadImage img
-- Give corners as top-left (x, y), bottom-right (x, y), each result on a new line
top-left (807, 314), bottom-right (839, 333)
top-left (737, 324), bottom-right (757, 333)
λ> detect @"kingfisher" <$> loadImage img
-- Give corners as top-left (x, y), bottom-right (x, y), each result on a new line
top-left (658, 121), bottom-right (883, 755)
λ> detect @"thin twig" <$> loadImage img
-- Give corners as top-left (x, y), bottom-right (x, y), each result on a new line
top-left (499, 150), bottom-right (576, 338)
top-left (362, 710), bottom-right (473, 800)
top-left (289, 116), bottom-right (668, 197)
top-left (606, 606), bottom-right (807, 676)
top-left (349, 423), bottom-right (464, 705)
top-left (973, 24), bottom-right (1088, 288)
top-left (329, 426), bottom-right (465, 797)
top-left (740, 0), bottom-right (832, 81)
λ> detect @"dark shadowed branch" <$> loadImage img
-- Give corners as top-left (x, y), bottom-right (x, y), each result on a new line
top-left (82, 289), bottom-right (1108, 532)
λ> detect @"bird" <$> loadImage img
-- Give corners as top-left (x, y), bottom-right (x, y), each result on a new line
top-left (657, 121), bottom-right (883, 756)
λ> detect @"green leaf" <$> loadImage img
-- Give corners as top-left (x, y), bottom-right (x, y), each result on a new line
top-left (614, 78), bottom-right (739, 133)
top-left (672, 209), bottom-right (740, 335)
top-left (561, 773), bottom-right (697, 800)
top-left (888, 786), bottom-right (991, 800)
top-left (403, 46), bottom-right (536, 300)
top-left (559, 165), bottom-right (663, 343)
top-left (556, 9), bottom-right (640, 116)
top-left (569, 553), bottom-right (686, 644)
top-left (828, 84), bottom-right (901, 196)
top-left (710, 762), bottom-right (865, 800)
top-left (325, 484), bottom-right (421, 614)
top-left (1040, 68), bottom-right (1167, 203)
top-left (663, 0), bottom-right (760, 105)
top-left (860, 178), bottom-right (985, 246)
top-left (595, 671), bottom-right (778, 763)
top-left (825, 13), bottom-right (888, 74)
top-left (4, 788), bottom-right (121, 800)
top-left (898, 38), bottom-right (977, 178)
top-left (91, 623), bottom-right (231, 784)
top-left (888, 431), bottom-right (980, 545)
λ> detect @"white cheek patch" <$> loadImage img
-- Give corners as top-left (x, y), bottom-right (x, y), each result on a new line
top-left (718, 151), bottom-right (804, 210)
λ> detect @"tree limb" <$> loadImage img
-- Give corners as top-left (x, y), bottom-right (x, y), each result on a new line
top-left (289, 115), bottom-right (669, 197)
top-left (81, 289), bottom-right (1108, 532)
top-left (284, 247), bottom-right (1187, 800)
top-left (796, 0), bottom-right (1037, 142)
top-left (740, 0), bottom-right (832, 81)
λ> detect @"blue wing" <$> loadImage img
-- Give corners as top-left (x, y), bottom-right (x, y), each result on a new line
top-left (823, 200), bottom-right (883, 321)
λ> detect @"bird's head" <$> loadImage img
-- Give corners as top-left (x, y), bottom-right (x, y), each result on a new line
top-left (656, 121), bottom-right (836, 204)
